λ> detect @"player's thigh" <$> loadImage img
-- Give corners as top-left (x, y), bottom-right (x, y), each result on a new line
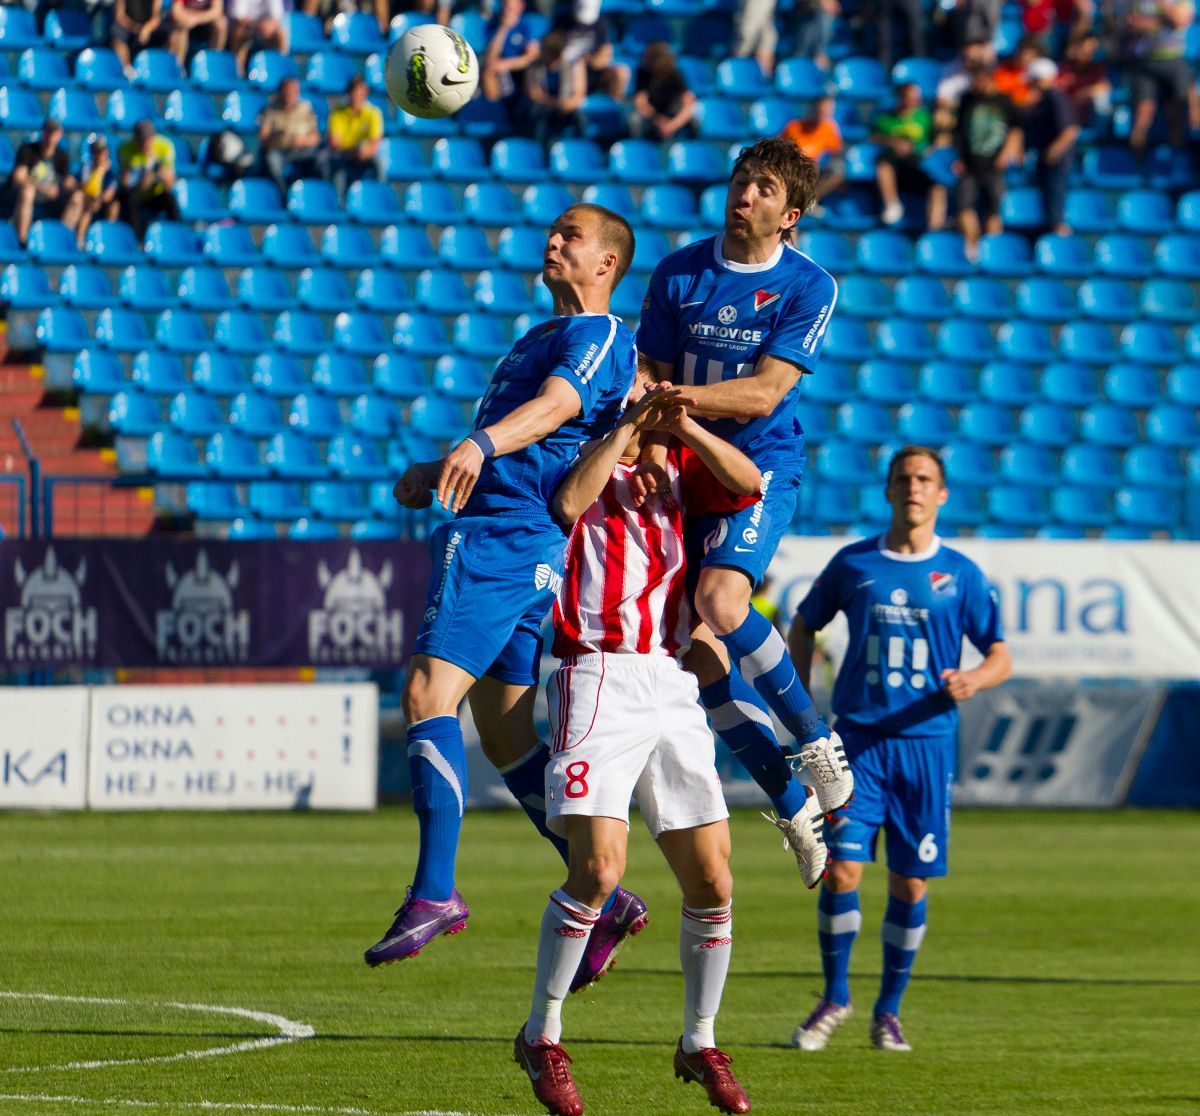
top-left (545, 657), bottom-right (658, 836)
top-left (657, 820), bottom-right (733, 910)
top-left (825, 726), bottom-right (889, 866)
top-left (467, 674), bottom-right (538, 769)
top-left (882, 734), bottom-right (955, 878)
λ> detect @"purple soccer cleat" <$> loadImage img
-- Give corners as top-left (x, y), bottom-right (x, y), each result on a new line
top-left (569, 887), bottom-right (648, 994)
top-left (363, 888), bottom-right (469, 967)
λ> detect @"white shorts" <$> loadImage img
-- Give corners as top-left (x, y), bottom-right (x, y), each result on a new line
top-left (228, 0), bottom-right (284, 23)
top-left (545, 653), bottom-right (729, 839)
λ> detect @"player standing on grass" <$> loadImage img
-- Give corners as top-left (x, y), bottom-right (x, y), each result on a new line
top-left (635, 136), bottom-right (852, 872)
top-left (514, 374), bottom-right (772, 1116)
top-left (788, 445), bottom-right (1011, 1052)
top-left (362, 205), bottom-right (639, 966)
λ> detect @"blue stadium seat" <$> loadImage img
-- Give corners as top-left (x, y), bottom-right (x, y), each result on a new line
top-left (331, 310), bottom-right (387, 357)
top-left (226, 516), bottom-right (277, 539)
top-left (310, 480), bottom-right (372, 521)
top-left (36, 307), bottom-right (89, 353)
top-left (833, 56), bottom-right (889, 101)
top-left (45, 6), bottom-right (92, 49)
top-left (228, 178), bottom-right (286, 223)
top-left (582, 182), bottom-right (637, 223)
top-left (696, 97), bottom-right (747, 140)
top-left (1081, 146), bottom-right (1143, 190)
top-left (1063, 188), bottom-right (1115, 235)
top-left (1076, 277), bottom-right (1137, 323)
top-left (997, 320), bottom-right (1054, 364)
top-left (287, 391), bottom-right (342, 437)
top-left (1080, 403), bottom-right (1138, 447)
top-left (1051, 486), bottom-right (1111, 528)
top-left (937, 318), bottom-right (995, 363)
top-left (28, 220), bottom-right (84, 266)
top-left (347, 394), bottom-right (398, 439)
top-left (1061, 442), bottom-right (1120, 488)
top-left (1188, 325), bottom-right (1200, 362)
top-left (1115, 487), bottom-right (1177, 531)
top-left (0, 5), bottom-right (40, 49)
top-left (950, 276), bottom-right (1012, 321)
top-left (248, 481), bottom-right (308, 520)
top-left (1104, 362), bottom-right (1160, 409)
top-left (1020, 402), bottom-right (1077, 448)
top-left (404, 180), bottom-right (461, 225)
top-left (979, 360), bottom-right (1037, 406)
top-left (959, 402), bottom-right (1018, 446)
top-left (453, 313), bottom-right (511, 360)
top-left (309, 353), bottom-right (367, 398)
top-left (913, 231), bottom-right (972, 278)
top-left (439, 224), bottom-right (498, 270)
top-left (105, 89), bottom-right (159, 130)
top-left (978, 232), bottom-right (1033, 277)
top-left (200, 225), bottom-right (258, 270)
top-left (748, 97), bottom-right (793, 136)
top-left (332, 9), bottom-right (385, 53)
top-left (320, 224), bottom-right (379, 270)
top-left (918, 146), bottom-right (959, 189)
top-left (666, 140), bottom-right (726, 184)
top-left (463, 181), bottom-right (523, 227)
top-left (799, 359), bottom-right (854, 405)
top-left (1001, 187), bottom-right (1045, 231)
top-left (192, 352), bottom-right (248, 396)
top-left (474, 270), bottom-right (529, 316)
top-left (1177, 188), bottom-right (1200, 231)
top-left (344, 180), bottom-right (402, 227)
top-left (372, 353), bottom-right (427, 400)
top-left (356, 268), bottom-right (409, 313)
top-left (1121, 321), bottom-right (1181, 366)
top-left (898, 402), bottom-right (954, 443)
top-left (380, 224), bottom-right (437, 270)
top-left (410, 393), bottom-right (468, 442)
top-left (822, 318), bottom-right (872, 363)
top-left (715, 56), bottom-right (771, 100)
top-left (1034, 233), bottom-right (1092, 277)
top-left (1116, 188), bottom-right (1174, 234)
top-left (1095, 234), bottom-right (1153, 278)
top-left (809, 482), bottom-right (860, 527)
top-left (857, 229), bottom-right (914, 276)
top-left (287, 179), bottom-right (341, 226)
top-left (891, 56), bottom-right (942, 100)
top-left (73, 349), bottom-right (126, 394)
top-left (844, 143), bottom-right (880, 182)
top-left (230, 391), bottom-right (285, 438)
top-left (999, 442), bottom-right (1058, 486)
top-left (147, 221), bottom-right (204, 267)
top-left (489, 137), bottom-right (547, 183)
top-left (131, 349), bottom-right (187, 394)
top-left (304, 50), bottom-right (357, 95)
top-left (428, 136), bottom-right (485, 183)
top-left (169, 390), bottom-right (225, 437)
top-left (393, 311), bottom-right (449, 358)
top-left (190, 49), bottom-right (243, 93)
top-left (841, 275), bottom-right (894, 319)
top-left (1124, 444), bottom-right (1185, 488)
top-left (642, 184), bottom-right (700, 230)
top-left (144, 429), bottom-right (205, 477)
top-left (799, 402), bottom-right (835, 442)
top-left (84, 221), bottom-right (141, 266)
top-left (857, 359), bottom-right (914, 404)
top-left (378, 136), bottom-right (430, 181)
top-left (108, 390), bottom-right (163, 436)
top-left (1041, 362), bottom-right (1098, 406)
top-left (1140, 278), bottom-right (1197, 324)
top-left (250, 352), bottom-right (306, 398)
top-left (1155, 234), bottom-right (1200, 279)
top-left (699, 185), bottom-right (727, 229)
top-left (1058, 320), bottom-right (1118, 365)
top-left (918, 361), bottom-right (976, 406)
top-left (988, 485), bottom-right (1049, 528)
top-left (17, 46), bottom-right (70, 91)
top-left (0, 135), bottom-right (15, 181)
top-left (496, 225), bottom-right (546, 272)
top-left (814, 442), bottom-right (876, 486)
top-left (164, 89), bottom-right (223, 135)
top-left (1146, 404), bottom-right (1200, 448)
top-left (50, 89), bottom-right (106, 133)
top-left (608, 139), bottom-right (665, 185)
top-left (798, 230), bottom-right (855, 274)
top-left (261, 223), bottom-right (318, 269)
top-left (544, 138), bottom-right (605, 186)
top-left (220, 89), bottom-right (267, 133)
top-left (414, 267), bottom-right (473, 314)
top-left (94, 308), bottom-right (150, 355)
top-left (204, 431), bottom-right (269, 477)
top-left (60, 265), bottom-right (115, 310)
top-left (213, 310), bottom-right (270, 355)
top-left (234, 266), bottom-right (289, 313)
top-left (175, 178), bottom-right (225, 224)
top-left (1167, 363), bottom-right (1200, 406)
top-left (1014, 277), bottom-right (1074, 323)
top-left (133, 48), bottom-right (185, 92)
top-left (875, 318), bottom-right (934, 362)
top-left (774, 57), bottom-right (828, 99)
top-left (273, 310), bottom-right (327, 356)
top-left (246, 48), bottom-right (300, 89)
top-left (0, 86), bottom-right (42, 131)
top-left (287, 517), bottom-right (339, 540)
top-left (0, 263), bottom-right (51, 310)
top-left (836, 400), bottom-right (893, 444)
top-left (187, 481), bottom-right (243, 520)
top-left (295, 262), bottom-right (350, 307)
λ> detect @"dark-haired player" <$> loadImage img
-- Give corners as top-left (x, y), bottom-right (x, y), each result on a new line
top-left (789, 446), bottom-right (1011, 1052)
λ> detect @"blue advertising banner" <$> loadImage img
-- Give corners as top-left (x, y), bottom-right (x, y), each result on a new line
top-left (0, 541), bottom-right (431, 669)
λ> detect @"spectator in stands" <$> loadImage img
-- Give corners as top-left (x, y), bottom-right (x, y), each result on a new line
top-left (164, 0), bottom-right (228, 66)
top-left (952, 64), bottom-right (1023, 259)
top-left (732, 0), bottom-right (779, 75)
top-left (1022, 57), bottom-right (1079, 235)
top-left (371, 0), bottom-right (452, 36)
top-left (257, 76), bottom-right (325, 196)
top-left (77, 135), bottom-right (120, 249)
top-left (871, 83), bottom-right (947, 229)
top-left (5, 119), bottom-right (83, 247)
top-left (630, 42), bottom-right (697, 141)
top-left (111, 0), bottom-right (169, 74)
top-left (554, 0), bottom-right (629, 100)
top-left (994, 35), bottom-right (1045, 107)
top-left (793, 0), bottom-right (841, 70)
top-left (781, 95), bottom-right (845, 216)
top-left (481, 0), bottom-right (542, 111)
top-left (947, 0), bottom-right (1002, 52)
top-left (871, 0), bottom-right (926, 68)
top-left (1057, 30), bottom-right (1112, 124)
top-left (521, 29), bottom-right (587, 147)
top-left (118, 119), bottom-right (180, 235)
top-left (229, 0), bottom-right (288, 75)
top-left (1020, 0), bottom-right (1092, 46)
top-left (1115, 0), bottom-right (1197, 154)
top-left (936, 38), bottom-right (997, 122)
top-left (327, 75), bottom-right (383, 199)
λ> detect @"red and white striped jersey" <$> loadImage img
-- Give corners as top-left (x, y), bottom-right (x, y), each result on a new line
top-left (552, 444), bottom-right (756, 659)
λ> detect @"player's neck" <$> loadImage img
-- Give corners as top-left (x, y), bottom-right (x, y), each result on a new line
top-left (720, 231), bottom-right (783, 266)
top-left (550, 283), bottom-right (609, 317)
top-left (884, 521), bottom-right (937, 555)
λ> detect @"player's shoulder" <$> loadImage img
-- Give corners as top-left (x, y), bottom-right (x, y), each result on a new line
top-left (558, 311), bottom-right (632, 349)
top-left (936, 541), bottom-right (991, 583)
top-left (825, 534), bottom-right (879, 572)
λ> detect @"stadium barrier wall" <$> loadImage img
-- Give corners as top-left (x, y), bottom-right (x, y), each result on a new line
top-left (0, 683), bottom-right (378, 811)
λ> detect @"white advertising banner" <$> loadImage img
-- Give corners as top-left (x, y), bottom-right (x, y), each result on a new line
top-left (0, 687), bottom-right (89, 809)
top-left (770, 537), bottom-right (1200, 681)
top-left (88, 684), bottom-right (378, 811)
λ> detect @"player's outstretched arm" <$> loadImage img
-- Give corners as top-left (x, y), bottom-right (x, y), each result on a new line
top-left (437, 376), bottom-right (584, 512)
top-left (668, 410), bottom-right (761, 497)
top-left (788, 614), bottom-right (818, 693)
top-left (941, 641), bottom-right (1012, 702)
top-left (665, 353), bottom-right (805, 421)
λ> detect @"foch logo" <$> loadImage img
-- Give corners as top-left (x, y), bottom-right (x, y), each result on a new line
top-left (308, 549), bottom-right (403, 663)
top-left (156, 551), bottom-right (250, 664)
top-left (5, 547), bottom-right (98, 662)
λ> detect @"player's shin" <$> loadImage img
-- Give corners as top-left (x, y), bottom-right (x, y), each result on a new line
top-left (818, 886), bottom-right (861, 1006)
top-left (876, 894), bottom-right (926, 1017)
top-left (497, 742), bottom-right (571, 867)
top-left (679, 903), bottom-right (733, 1054)
top-left (526, 889), bottom-right (601, 1045)
top-left (408, 716), bottom-right (469, 901)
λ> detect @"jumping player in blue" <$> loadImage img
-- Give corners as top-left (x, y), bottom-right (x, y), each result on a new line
top-left (789, 445), bottom-right (1011, 1052)
top-left (363, 204), bottom-right (637, 966)
top-left (636, 136), bottom-right (852, 875)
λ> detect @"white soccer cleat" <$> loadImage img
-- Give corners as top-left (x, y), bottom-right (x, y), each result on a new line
top-left (762, 795), bottom-right (829, 889)
top-left (870, 1013), bottom-right (912, 1052)
top-left (791, 999), bottom-right (853, 1051)
top-left (790, 730), bottom-right (854, 815)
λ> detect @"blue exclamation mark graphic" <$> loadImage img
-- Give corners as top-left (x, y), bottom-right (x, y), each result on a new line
top-left (342, 696), bottom-right (352, 764)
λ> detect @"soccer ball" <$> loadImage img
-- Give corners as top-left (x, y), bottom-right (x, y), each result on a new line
top-left (384, 25), bottom-right (479, 119)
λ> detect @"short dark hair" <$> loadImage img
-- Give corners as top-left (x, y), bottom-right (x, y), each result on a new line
top-left (564, 202), bottom-right (636, 289)
top-left (346, 74), bottom-right (367, 94)
top-left (887, 445), bottom-right (947, 486)
top-left (731, 136), bottom-right (821, 225)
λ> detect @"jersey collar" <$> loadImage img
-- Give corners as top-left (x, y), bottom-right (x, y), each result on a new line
top-left (714, 235), bottom-right (784, 274)
top-left (877, 534), bottom-right (942, 562)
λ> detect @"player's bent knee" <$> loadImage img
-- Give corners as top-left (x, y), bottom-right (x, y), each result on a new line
top-left (693, 580), bottom-right (750, 638)
top-left (887, 873), bottom-right (927, 903)
top-left (826, 859), bottom-right (863, 892)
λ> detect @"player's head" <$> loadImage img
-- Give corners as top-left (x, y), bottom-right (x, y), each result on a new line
top-left (727, 137), bottom-right (819, 246)
top-left (544, 203), bottom-right (635, 297)
top-left (886, 445), bottom-right (948, 531)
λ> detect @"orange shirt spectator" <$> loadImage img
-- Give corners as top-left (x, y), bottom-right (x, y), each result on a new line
top-left (782, 105), bottom-right (844, 161)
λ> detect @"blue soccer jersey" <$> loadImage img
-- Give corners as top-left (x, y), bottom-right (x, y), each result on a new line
top-left (797, 535), bottom-right (1004, 738)
top-left (465, 312), bottom-right (636, 521)
top-left (637, 235), bottom-right (838, 473)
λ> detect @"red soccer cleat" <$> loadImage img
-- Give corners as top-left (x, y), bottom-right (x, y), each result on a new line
top-left (514, 1028), bottom-right (585, 1116)
top-left (673, 1039), bottom-right (751, 1114)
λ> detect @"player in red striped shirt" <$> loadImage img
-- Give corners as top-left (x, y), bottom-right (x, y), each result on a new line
top-left (515, 381), bottom-right (813, 1115)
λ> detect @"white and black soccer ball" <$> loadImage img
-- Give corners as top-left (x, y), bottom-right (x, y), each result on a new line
top-left (384, 25), bottom-right (479, 119)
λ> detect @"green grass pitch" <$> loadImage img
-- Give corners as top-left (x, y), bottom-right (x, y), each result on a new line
top-left (1, 807), bottom-right (1197, 1116)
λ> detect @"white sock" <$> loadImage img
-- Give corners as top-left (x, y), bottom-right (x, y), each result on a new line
top-left (680, 902), bottom-right (733, 1054)
top-left (524, 889), bottom-right (601, 1046)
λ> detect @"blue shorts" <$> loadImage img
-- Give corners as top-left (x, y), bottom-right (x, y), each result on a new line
top-left (412, 515), bottom-right (566, 687)
top-left (825, 724), bottom-right (957, 878)
top-left (687, 466), bottom-right (802, 589)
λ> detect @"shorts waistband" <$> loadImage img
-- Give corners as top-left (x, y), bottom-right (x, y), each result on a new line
top-left (558, 651), bottom-right (682, 671)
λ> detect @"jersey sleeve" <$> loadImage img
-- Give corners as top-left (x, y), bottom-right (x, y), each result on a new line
top-left (676, 444), bottom-right (758, 519)
top-left (547, 315), bottom-right (629, 418)
top-left (961, 561), bottom-right (1005, 653)
top-left (635, 259), bottom-right (678, 366)
top-left (795, 552), bottom-right (846, 632)
top-left (764, 266), bottom-right (838, 372)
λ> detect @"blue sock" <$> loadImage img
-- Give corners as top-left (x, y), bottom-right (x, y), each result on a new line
top-left (497, 743), bottom-right (570, 867)
top-left (699, 671), bottom-right (808, 818)
top-left (818, 887), bottom-right (861, 1006)
top-left (408, 715), bottom-right (468, 901)
top-left (718, 610), bottom-right (824, 744)
top-left (876, 894), bottom-right (926, 1017)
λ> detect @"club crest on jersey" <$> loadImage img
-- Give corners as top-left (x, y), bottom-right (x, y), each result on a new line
top-left (754, 289), bottom-right (780, 312)
top-left (930, 571), bottom-right (956, 596)
top-left (717, 304), bottom-right (737, 325)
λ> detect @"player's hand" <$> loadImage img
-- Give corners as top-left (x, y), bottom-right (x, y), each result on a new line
top-left (630, 461), bottom-right (671, 504)
top-left (658, 384), bottom-right (701, 410)
top-left (437, 439), bottom-right (485, 513)
top-left (392, 465), bottom-right (433, 509)
top-left (641, 403), bottom-right (688, 433)
top-left (940, 668), bottom-right (979, 701)
top-left (622, 385), bottom-right (672, 430)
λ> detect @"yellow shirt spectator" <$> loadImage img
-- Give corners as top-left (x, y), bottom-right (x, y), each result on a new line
top-left (329, 103), bottom-right (383, 152)
top-left (118, 135), bottom-right (175, 197)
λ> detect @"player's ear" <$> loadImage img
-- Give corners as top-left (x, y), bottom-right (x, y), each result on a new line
top-left (937, 485), bottom-right (949, 507)
top-left (597, 249), bottom-right (617, 277)
top-left (781, 206), bottom-right (803, 235)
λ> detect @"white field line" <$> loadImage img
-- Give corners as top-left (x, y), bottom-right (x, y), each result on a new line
top-left (0, 1094), bottom-right (377, 1115)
